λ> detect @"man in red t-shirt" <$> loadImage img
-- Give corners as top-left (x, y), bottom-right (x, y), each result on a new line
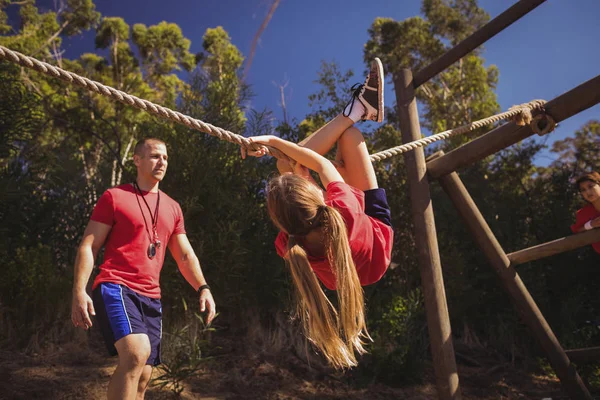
top-left (71, 138), bottom-right (215, 400)
top-left (571, 172), bottom-right (600, 254)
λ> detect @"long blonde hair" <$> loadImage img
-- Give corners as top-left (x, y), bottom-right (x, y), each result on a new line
top-left (267, 174), bottom-right (370, 369)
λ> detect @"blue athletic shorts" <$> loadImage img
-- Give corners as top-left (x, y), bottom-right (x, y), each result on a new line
top-left (92, 282), bottom-right (162, 366)
top-left (364, 188), bottom-right (393, 227)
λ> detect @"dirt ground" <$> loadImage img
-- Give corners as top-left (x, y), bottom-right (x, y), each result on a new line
top-left (0, 340), bottom-right (580, 400)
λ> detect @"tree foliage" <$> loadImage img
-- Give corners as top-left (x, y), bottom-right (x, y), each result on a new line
top-left (1, 0), bottom-right (599, 389)
top-left (365, 0), bottom-right (498, 146)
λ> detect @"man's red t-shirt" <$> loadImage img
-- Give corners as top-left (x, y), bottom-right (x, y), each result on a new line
top-left (571, 203), bottom-right (600, 254)
top-left (91, 184), bottom-right (186, 298)
top-left (274, 181), bottom-right (394, 290)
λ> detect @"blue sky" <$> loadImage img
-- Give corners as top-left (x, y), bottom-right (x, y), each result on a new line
top-left (33, 0), bottom-right (600, 165)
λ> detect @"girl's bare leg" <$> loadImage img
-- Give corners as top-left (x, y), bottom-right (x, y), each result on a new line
top-left (296, 116), bottom-right (376, 190)
top-left (335, 126), bottom-right (378, 191)
top-left (299, 114), bottom-right (355, 156)
top-left (296, 58), bottom-right (385, 188)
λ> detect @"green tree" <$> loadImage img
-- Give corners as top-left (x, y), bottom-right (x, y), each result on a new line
top-left (0, 0), bottom-right (99, 57)
top-left (194, 26), bottom-right (247, 130)
top-left (0, 0), bottom-right (11, 34)
top-left (95, 16), bottom-right (132, 89)
top-left (549, 120), bottom-right (600, 176)
top-left (365, 0), bottom-right (498, 146)
top-left (132, 21), bottom-right (196, 105)
top-left (307, 61), bottom-right (355, 122)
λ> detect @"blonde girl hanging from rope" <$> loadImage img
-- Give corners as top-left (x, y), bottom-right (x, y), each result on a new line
top-left (241, 59), bottom-right (394, 369)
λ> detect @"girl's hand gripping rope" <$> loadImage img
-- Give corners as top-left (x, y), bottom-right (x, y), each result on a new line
top-left (240, 136), bottom-right (272, 159)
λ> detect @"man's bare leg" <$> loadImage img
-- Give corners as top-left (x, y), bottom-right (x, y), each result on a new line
top-left (108, 334), bottom-right (151, 400)
top-left (136, 365), bottom-right (153, 400)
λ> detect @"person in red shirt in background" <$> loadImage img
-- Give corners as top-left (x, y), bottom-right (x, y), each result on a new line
top-left (241, 59), bottom-right (393, 370)
top-left (71, 138), bottom-right (216, 400)
top-left (571, 171), bottom-right (600, 254)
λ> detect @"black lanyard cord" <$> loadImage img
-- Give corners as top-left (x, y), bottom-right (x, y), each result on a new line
top-left (133, 181), bottom-right (160, 240)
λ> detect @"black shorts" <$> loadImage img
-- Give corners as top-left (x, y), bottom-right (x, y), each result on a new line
top-left (364, 188), bottom-right (393, 227)
top-left (93, 283), bottom-right (163, 366)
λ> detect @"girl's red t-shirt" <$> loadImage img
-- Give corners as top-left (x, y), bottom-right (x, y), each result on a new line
top-left (274, 181), bottom-right (394, 290)
top-left (571, 203), bottom-right (600, 254)
top-left (90, 184), bottom-right (186, 298)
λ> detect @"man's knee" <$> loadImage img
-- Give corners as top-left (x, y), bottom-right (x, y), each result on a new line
top-left (116, 334), bottom-right (152, 370)
top-left (122, 348), bottom-right (151, 370)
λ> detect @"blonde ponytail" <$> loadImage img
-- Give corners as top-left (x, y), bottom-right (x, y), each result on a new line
top-left (286, 236), bottom-right (356, 368)
top-left (322, 206), bottom-right (370, 360)
top-left (267, 174), bottom-right (370, 369)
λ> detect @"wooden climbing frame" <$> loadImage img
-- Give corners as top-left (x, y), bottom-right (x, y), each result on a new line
top-left (394, 0), bottom-right (600, 398)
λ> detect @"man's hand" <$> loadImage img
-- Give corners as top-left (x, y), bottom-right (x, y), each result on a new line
top-left (199, 289), bottom-right (216, 326)
top-left (590, 217), bottom-right (600, 229)
top-left (71, 290), bottom-right (95, 330)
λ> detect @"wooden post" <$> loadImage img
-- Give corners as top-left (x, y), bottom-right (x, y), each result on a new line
top-left (508, 229), bottom-right (600, 265)
top-left (432, 162), bottom-right (592, 399)
top-left (395, 69), bottom-right (461, 399)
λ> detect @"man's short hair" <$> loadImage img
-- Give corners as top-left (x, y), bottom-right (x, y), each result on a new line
top-left (134, 138), bottom-right (166, 157)
top-left (575, 171), bottom-right (600, 192)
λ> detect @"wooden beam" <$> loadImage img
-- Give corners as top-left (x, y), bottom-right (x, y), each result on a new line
top-left (508, 229), bottom-right (600, 265)
top-left (413, 0), bottom-right (547, 88)
top-left (427, 74), bottom-right (600, 178)
top-left (395, 70), bottom-right (461, 399)
top-left (435, 163), bottom-right (592, 399)
top-left (565, 347), bottom-right (600, 365)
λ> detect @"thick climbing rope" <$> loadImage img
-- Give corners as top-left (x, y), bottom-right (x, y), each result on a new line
top-left (0, 45), bottom-right (285, 157)
top-left (368, 99), bottom-right (553, 162)
top-left (0, 45), bottom-right (555, 164)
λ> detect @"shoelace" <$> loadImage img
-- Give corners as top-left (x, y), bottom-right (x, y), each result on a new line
top-left (342, 82), bottom-right (364, 118)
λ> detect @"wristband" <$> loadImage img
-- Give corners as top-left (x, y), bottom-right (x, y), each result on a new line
top-left (584, 221), bottom-right (593, 231)
top-left (198, 284), bottom-right (211, 294)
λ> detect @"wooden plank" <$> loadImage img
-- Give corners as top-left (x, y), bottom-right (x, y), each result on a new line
top-left (565, 347), bottom-right (600, 365)
top-left (427, 74), bottom-right (600, 178)
top-left (508, 229), bottom-right (600, 265)
top-left (414, 0), bottom-right (547, 87)
top-left (435, 165), bottom-right (592, 399)
top-left (395, 70), bottom-right (461, 399)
